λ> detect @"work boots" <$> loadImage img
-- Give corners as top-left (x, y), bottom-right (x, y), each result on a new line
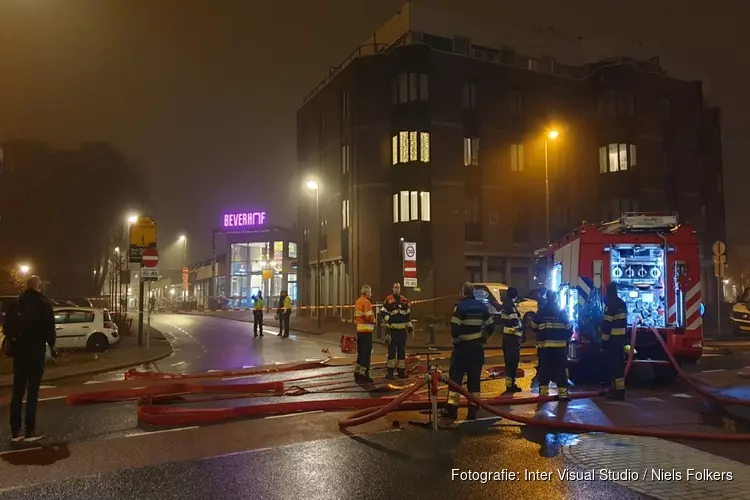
top-left (386, 369), bottom-right (396, 380)
top-left (505, 377), bottom-right (522, 393)
top-left (397, 368), bottom-right (407, 380)
top-left (467, 405), bottom-right (478, 421)
top-left (440, 404), bottom-right (458, 420)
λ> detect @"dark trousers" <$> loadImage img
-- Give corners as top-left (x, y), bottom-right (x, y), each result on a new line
top-left (10, 351), bottom-right (46, 433)
top-left (604, 335), bottom-right (627, 391)
top-left (253, 310), bottom-right (263, 335)
top-left (355, 333), bottom-right (373, 375)
top-left (447, 342), bottom-right (485, 406)
top-left (386, 330), bottom-right (407, 372)
top-left (538, 347), bottom-right (569, 391)
top-left (280, 312), bottom-right (290, 337)
top-left (502, 334), bottom-right (521, 383)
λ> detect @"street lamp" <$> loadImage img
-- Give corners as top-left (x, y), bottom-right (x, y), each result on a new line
top-left (306, 179), bottom-right (321, 330)
top-left (544, 129), bottom-right (560, 245)
top-left (178, 235), bottom-right (187, 300)
top-left (19, 264), bottom-right (30, 275)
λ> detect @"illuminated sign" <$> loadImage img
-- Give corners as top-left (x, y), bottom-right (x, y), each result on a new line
top-left (223, 211), bottom-right (266, 228)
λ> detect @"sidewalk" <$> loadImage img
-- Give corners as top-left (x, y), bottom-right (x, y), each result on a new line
top-left (0, 326), bottom-right (172, 388)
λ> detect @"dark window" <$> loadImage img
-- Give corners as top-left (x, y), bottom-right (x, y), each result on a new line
top-left (660, 97), bottom-right (671, 120)
top-left (422, 33), bottom-right (454, 52)
top-left (341, 89), bottom-right (349, 120)
top-left (321, 220), bottom-right (328, 251)
top-left (465, 194), bottom-right (482, 241)
top-left (394, 73), bottom-right (429, 104)
top-left (462, 81), bottom-right (477, 109)
top-left (510, 90), bottom-right (523, 114)
top-left (513, 222), bottom-right (529, 244)
top-left (605, 90), bottom-right (634, 116)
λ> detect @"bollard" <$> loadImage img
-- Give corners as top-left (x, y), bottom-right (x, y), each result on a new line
top-left (427, 323), bottom-right (435, 344)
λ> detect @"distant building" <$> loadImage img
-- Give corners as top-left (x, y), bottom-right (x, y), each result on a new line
top-left (296, 2), bottom-right (725, 319)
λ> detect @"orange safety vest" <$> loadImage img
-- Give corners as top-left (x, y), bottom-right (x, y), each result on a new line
top-left (354, 296), bottom-right (376, 333)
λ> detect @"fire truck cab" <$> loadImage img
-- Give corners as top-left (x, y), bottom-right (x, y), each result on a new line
top-left (538, 213), bottom-right (704, 383)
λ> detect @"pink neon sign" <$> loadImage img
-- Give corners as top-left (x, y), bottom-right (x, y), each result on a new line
top-left (223, 211), bottom-right (266, 228)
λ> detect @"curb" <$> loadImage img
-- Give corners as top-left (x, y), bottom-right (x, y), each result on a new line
top-left (0, 334), bottom-right (173, 388)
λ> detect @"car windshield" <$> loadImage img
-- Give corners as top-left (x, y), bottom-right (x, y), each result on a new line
top-left (103, 310), bottom-right (113, 322)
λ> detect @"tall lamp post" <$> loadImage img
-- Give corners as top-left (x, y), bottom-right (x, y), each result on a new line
top-left (544, 129), bottom-right (559, 245)
top-left (306, 180), bottom-right (321, 330)
top-left (124, 214), bottom-right (138, 313)
top-left (179, 235), bottom-right (187, 301)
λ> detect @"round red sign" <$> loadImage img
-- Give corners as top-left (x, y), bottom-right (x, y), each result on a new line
top-left (141, 248), bottom-right (159, 268)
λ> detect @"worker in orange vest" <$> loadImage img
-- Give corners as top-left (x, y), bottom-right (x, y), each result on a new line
top-left (354, 285), bottom-right (376, 383)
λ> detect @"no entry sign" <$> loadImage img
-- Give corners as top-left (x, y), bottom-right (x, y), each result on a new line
top-left (141, 248), bottom-right (159, 268)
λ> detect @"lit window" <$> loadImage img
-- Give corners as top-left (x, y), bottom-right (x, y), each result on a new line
top-left (420, 132), bottom-right (430, 162)
top-left (462, 81), bottom-right (477, 109)
top-left (399, 131), bottom-right (408, 163)
top-left (342, 199), bottom-right (350, 229)
top-left (600, 143), bottom-right (636, 173)
top-left (464, 137), bottom-right (479, 166)
top-left (393, 194), bottom-right (399, 223)
top-left (511, 144), bottom-right (524, 171)
top-left (391, 131), bottom-right (431, 165)
top-left (288, 242), bottom-right (298, 259)
top-left (409, 131), bottom-right (418, 161)
top-left (400, 191), bottom-right (409, 222)
top-left (420, 192), bottom-right (431, 221)
top-left (341, 144), bottom-right (350, 174)
top-left (410, 191), bottom-right (418, 220)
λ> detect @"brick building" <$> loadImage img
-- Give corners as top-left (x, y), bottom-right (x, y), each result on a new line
top-left (296, 3), bottom-right (725, 320)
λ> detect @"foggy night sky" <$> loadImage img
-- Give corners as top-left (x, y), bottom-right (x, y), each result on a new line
top-left (0, 0), bottom-right (747, 267)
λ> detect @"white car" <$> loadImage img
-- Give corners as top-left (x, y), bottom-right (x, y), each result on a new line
top-left (53, 307), bottom-right (120, 352)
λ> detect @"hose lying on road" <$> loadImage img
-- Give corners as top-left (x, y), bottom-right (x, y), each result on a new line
top-left (124, 362), bottom-right (335, 381)
top-left (67, 381), bottom-right (284, 405)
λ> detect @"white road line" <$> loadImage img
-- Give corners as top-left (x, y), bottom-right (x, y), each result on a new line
top-left (83, 380), bottom-right (106, 385)
top-left (39, 385), bottom-right (56, 390)
top-left (242, 365), bottom-right (255, 369)
top-left (170, 361), bottom-right (186, 367)
top-left (38, 395), bottom-right (67, 402)
top-left (265, 410), bottom-right (324, 420)
top-left (207, 370), bottom-right (222, 373)
top-left (672, 393), bottom-right (693, 399)
top-left (0, 447), bottom-right (42, 456)
top-left (125, 426), bottom-right (199, 438)
top-left (701, 369), bottom-right (726, 373)
top-left (641, 397), bottom-right (665, 403)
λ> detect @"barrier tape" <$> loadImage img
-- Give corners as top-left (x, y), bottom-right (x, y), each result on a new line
top-left (180, 295), bottom-right (457, 312)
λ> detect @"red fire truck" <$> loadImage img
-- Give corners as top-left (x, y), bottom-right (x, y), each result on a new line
top-left (537, 213), bottom-right (704, 383)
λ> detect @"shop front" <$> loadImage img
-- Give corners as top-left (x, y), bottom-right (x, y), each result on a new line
top-left (212, 211), bottom-right (297, 310)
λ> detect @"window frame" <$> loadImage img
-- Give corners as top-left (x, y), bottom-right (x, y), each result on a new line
top-left (392, 191), bottom-right (432, 223)
top-left (464, 137), bottom-right (479, 166)
top-left (391, 131), bottom-right (431, 165)
top-left (510, 143), bottom-right (525, 171)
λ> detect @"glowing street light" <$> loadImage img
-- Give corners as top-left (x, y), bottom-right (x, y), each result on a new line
top-left (544, 128), bottom-right (562, 245)
top-left (169, 288), bottom-right (176, 296)
top-left (305, 179), bottom-right (321, 330)
top-left (127, 214), bottom-right (139, 224)
top-left (547, 129), bottom-right (560, 140)
top-left (19, 264), bottom-right (30, 275)
top-left (114, 246), bottom-right (120, 253)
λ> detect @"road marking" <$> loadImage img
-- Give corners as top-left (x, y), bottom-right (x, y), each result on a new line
top-left (83, 380), bottom-right (106, 385)
top-left (38, 396), bottom-right (67, 402)
top-left (39, 385), bottom-right (56, 390)
top-left (265, 410), bottom-right (324, 420)
top-left (701, 369), bottom-right (726, 373)
top-left (207, 370), bottom-right (222, 373)
top-left (125, 426), bottom-right (199, 438)
top-left (0, 447), bottom-right (42, 456)
top-left (223, 376), bottom-right (253, 381)
top-left (170, 361), bottom-right (186, 367)
top-left (641, 397), bottom-right (665, 403)
top-left (672, 393), bottom-right (693, 399)
top-left (242, 365), bottom-right (255, 369)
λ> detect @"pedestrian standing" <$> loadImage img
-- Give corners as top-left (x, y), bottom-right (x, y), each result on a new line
top-left (253, 291), bottom-right (264, 338)
top-left (382, 282), bottom-right (412, 379)
top-left (500, 287), bottom-right (523, 392)
top-left (532, 290), bottom-right (573, 401)
top-left (277, 290), bottom-right (292, 338)
top-left (4, 276), bottom-right (58, 444)
top-left (444, 282), bottom-right (495, 420)
top-left (602, 282), bottom-right (628, 400)
top-left (353, 285), bottom-right (376, 383)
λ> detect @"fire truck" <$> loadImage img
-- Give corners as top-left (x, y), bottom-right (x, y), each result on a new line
top-left (536, 213), bottom-right (704, 383)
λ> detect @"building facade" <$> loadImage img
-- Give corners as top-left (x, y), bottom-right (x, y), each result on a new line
top-left (296, 3), bottom-right (725, 320)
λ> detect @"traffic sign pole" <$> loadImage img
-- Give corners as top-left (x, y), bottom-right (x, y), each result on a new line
top-left (713, 241), bottom-right (726, 337)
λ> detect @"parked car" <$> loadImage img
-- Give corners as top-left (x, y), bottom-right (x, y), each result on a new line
top-left (471, 282), bottom-right (539, 343)
top-left (51, 299), bottom-right (78, 307)
top-left (53, 307), bottom-right (119, 352)
top-left (730, 288), bottom-right (750, 335)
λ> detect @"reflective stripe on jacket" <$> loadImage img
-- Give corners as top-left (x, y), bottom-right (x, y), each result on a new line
top-left (383, 294), bottom-right (411, 330)
top-left (451, 296), bottom-right (494, 344)
top-left (283, 295), bottom-right (292, 312)
top-left (532, 304), bottom-right (573, 348)
top-left (254, 298), bottom-right (264, 310)
top-left (602, 297), bottom-right (627, 341)
top-left (354, 296), bottom-right (376, 333)
top-left (500, 298), bottom-right (522, 336)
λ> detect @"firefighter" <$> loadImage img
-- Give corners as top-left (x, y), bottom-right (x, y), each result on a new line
top-left (501, 287), bottom-right (523, 392)
top-left (532, 290), bottom-right (573, 400)
top-left (354, 285), bottom-right (376, 383)
top-left (382, 282), bottom-right (412, 379)
top-left (253, 290), bottom-right (264, 338)
top-left (602, 282), bottom-right (628, 400)
top-left (444, 282), bottom-right (495, 420)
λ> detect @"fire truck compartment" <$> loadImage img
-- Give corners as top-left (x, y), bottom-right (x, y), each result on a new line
top-left (610, 244), bottom-right (666, 328)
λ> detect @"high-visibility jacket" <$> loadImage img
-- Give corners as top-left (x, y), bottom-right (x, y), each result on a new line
top-left (382, 294), bottom-right (411, 330)
top-left (354, 296), bottom-right (376, 333)
top-left (283, 295), bottom-right (292, 313)
top-left (531, 304), bottom-right (573, 348)
top-left (602, 297), bottom-right (627, 342)
top-left (450, 296), bottom-right (494, 345)
top-left (254, 297), bottom-right (264, 310)
top-left (500, 298), bottom-right (522, 336)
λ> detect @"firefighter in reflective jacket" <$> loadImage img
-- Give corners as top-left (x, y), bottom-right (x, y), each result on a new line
top-left (253, 291), bottom-right (264, 338)
top-left (501, 287), bottom-right (523, 393)
top-left (354, 285), bottom-right (376, 383)
top-left (602, 282), bottom-right (628, 400)
top-left (382, 282), bottom-right (412, 379)
top-left (532, 290), bottom-right (573, 400)
top-left (444, 282), bottom-right (495, 420)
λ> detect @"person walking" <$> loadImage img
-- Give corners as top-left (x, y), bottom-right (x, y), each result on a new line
top-left (253, 291), bottom-right (264, 338)
top-left (3, 276), bottom-right (57, 443)
top-left (277, 290), bottom-right (292, 338)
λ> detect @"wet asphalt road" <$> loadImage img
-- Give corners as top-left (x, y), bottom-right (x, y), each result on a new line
top-left (0, 427), bottom-right (646, 500)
